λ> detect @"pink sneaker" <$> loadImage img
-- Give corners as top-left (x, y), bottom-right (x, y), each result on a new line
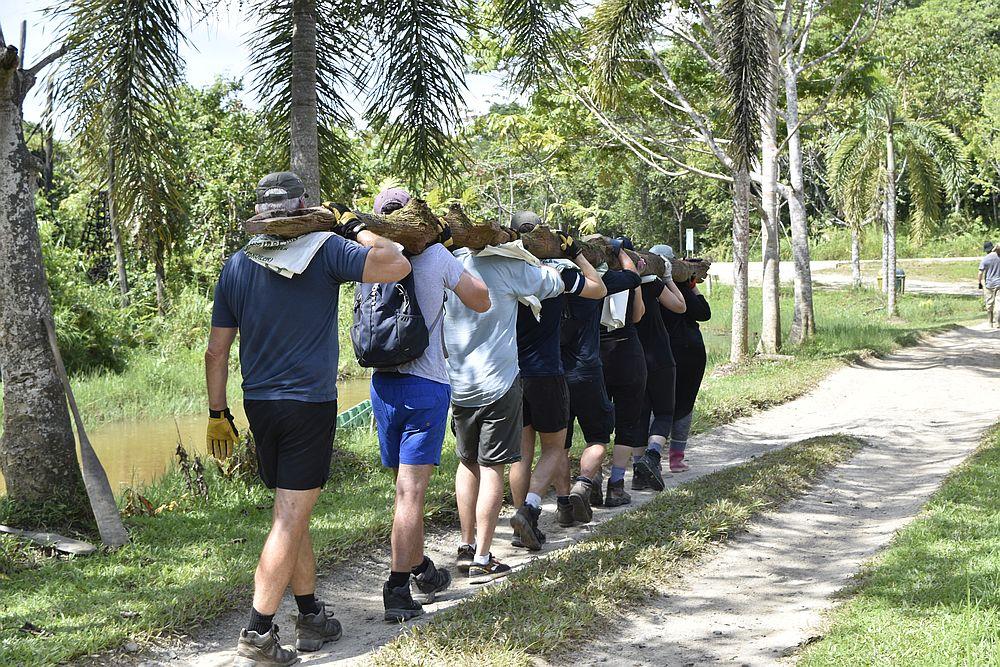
top-left (669, 452), bottom-right (689, 473)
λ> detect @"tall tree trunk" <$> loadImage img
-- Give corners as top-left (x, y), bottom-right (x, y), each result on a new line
top-left (885, 124), bottom-right (898, 316)
top-left (154, 237), bottom-right (168, 316)
top-left (783, 64), bottom-right (815, 342)
top-left (0, 50), bottom-right (86, 509)
top-left (290, 0), bottom-right (320, 202)
top-left (851, 226), bottom-right (862, 288)
top-left (759, 96), bottom-right (781, 354)
top-left (107, 152), bottom-right (130, 306)
top-left (731, 167), bottom-right (751, 364)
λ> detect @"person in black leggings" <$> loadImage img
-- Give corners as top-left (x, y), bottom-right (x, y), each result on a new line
top-left (599, 257), bottom-right (647, 506)
top-left (632, 275), bottom-right (687, 491)
top-left (661, 270), bottom-right (711, 472)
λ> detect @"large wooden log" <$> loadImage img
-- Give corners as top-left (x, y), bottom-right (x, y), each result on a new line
top-left (242, 201), bottom-right (703, 279)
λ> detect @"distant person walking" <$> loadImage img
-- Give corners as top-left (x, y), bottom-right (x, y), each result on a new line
top-left (366, 188), bottom-right (491, 623)
top-left (206, 172), bottom-right (410, 666)
top-left (979, 243), bottom-right (1000, 328)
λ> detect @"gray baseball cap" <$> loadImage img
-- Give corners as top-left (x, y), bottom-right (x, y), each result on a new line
top-left (511, 210), bottom-right (542, 232)
top-left (256, 171), bottom-right (306, 204)
top-left (649, 244), bottom-right (675, 259)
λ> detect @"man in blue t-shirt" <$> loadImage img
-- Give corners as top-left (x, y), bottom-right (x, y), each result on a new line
top-left (507, 213), bottom-right (607, 551)
top-left (206, 172), bottom-right (409, 665)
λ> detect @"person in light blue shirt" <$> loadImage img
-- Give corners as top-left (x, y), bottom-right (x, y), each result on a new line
top-left (445, 245), bottom-right (568, 583)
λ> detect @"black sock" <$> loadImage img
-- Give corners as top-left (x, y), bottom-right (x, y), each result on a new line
top-left (557, 495), bottom-right (571, 506)
top-left (411, 556), bottom-right (430, 576)
top-left (577, 475), bottom-right (592, 485)
top-left (247, 607), bottom-right (274, 635)
top-left (294, 593), bottom-right (321, 616)
top-left (388, 571), bottom-right (410, 588)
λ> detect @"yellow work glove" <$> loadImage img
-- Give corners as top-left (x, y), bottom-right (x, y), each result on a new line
top-left (207, 408), bottom-right (239, 460)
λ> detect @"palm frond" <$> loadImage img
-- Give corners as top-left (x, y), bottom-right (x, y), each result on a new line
top-left (901, 118), bottom-right (968, 198)
top-left (897, 133), bottom-right (942, 242)
top-left (365, 0), bottom-right (469, 183)
top-left (55, 0), bottom-right (187, 243)
top-left (246, 0), bottom-right (363, 197)
top-left (827, 129), bottom-right (884, 226)
top-left (493, 0), bottom-right (570, 91)
top-left (588, 0), bottom-right (664, 106)
top-left (717, 0), bottom-right (775, 169)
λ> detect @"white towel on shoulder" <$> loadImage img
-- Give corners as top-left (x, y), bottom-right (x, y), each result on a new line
top-left (244, 232), bottom-right (335, 278)
top-left (601, 291), bottom-right (629, 330)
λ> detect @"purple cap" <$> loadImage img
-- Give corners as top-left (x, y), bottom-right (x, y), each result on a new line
top-left (373, 187), bottom-right (412, 215)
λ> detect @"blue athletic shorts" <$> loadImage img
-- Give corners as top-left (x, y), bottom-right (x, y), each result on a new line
top-left (371, 372), bottom-right (451, 468)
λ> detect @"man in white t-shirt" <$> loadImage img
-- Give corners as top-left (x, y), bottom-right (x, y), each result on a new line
top-left (979, 244), bottom-right (1000, 328)
top-left (367, 188), bottom-right (491, 622)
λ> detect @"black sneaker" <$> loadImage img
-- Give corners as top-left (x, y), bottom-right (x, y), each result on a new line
top-left (457, 544), bottom-right (475, 570)
top-left (590, 471), bottom-right (604, 507)
top-left (569, 477), bottom-right (593, 523)
top-left (234, 625), bottom-right (299, 666)
top-left (382, 581), bottom-right (424, 623)
top-left (411, 557), bottom-right (452, 604)
top-left (556, 500), bottom-right (575, 527)
top-left (468, 554), bottom-right (512, 584)
top-left (604, 479), bottom-right (632, 507)
top-left (631, 465), bottom-right (650, 491)
top-left (510, 505), bottom-right (545, 551)
top-left (294, 602), bottom-right (342, 652)
top-left (633, 450), bottom-right (665, 491)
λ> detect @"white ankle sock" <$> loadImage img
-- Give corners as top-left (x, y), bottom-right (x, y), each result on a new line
top-left (473, 553), bottom-right (490, 566)
top-left (526, 492), bottom-right (542, 509)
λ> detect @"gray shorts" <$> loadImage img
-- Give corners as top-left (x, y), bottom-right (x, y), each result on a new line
top-left (451, 379), bottom-right (523, 467)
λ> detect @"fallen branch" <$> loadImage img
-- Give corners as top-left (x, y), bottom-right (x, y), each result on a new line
top-left (243, 201), bottom-right (710, 280)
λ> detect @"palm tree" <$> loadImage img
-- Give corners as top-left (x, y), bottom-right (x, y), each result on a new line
top-left (827, 86), bottom-right (966, 314)
top-left (587, 0), bottom-right (776, 362)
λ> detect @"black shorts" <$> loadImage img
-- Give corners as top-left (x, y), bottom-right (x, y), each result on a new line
top-left (521, 375), bottom-right (571, 433)
top-left (564, 375), bottom-right (614, 448)
top-left (244, 399), bottom-right (338, 490)
top-left (605, 372), bottom-right (646, 448)
top-left (640, 365), bottom-right (676, 441)
top-left (452, 379), bottom-right (523, 467)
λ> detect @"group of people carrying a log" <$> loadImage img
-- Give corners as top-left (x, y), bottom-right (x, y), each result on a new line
top-left (204, 171), bottom-right (712, 665)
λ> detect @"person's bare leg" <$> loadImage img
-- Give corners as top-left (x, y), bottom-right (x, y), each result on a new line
top-left (528, 429), bottom-right (569, 497)
top-left (509, 427), bottom-right (535, 508)
top-left (612, 444), bottom-right (632, 469)
top-left (392, 464), bottom-right (434, 571)
top-left (252, 488), bottom-right (321, 615)
top-left (456, 460), bottom-right (480, 546)
top-left (579, 442), bottom-right (606, 481)
top-left (290, 530), bottom-right (316, 597)
top-left (475, 464), bottom-right (505, 557)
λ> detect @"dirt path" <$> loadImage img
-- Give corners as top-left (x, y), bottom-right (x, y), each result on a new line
top-left (129, 324), bottom-right (1000, 667)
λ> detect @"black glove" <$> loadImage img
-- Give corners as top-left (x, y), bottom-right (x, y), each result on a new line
top-left (435, 218), bottom-right (455, 249)
top-left (979, 282), bottom-right (984, 289)
top-left (557, 229), bottom-right (583, 259)
top-left (611, 236), bottom-right (634, 254)
top-left (322, 202), bottom-right (367, 241)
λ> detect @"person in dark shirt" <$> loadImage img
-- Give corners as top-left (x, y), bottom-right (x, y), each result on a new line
top-left (509, 214), bottom-right (607, 551)
top-left (661, 267), bottom-right (712, 472)
top-left (599, 238), bottom-right (650, 507)
top-left (207, 172), bottom-right (410, 664)
top-left (559, 250), bottom-right (642, 524)
top-left (632, 274), bottom-right (687, 492)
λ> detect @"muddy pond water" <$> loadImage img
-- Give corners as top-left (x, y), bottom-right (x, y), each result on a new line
top-left (0, 376), bottom-right (372, 496)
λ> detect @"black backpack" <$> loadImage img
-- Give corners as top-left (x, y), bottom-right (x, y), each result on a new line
top-left (351, 273), bottom-right (437, 368)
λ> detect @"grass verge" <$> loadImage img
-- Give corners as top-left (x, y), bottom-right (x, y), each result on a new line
top-left (0, 429), bottom-right (456, 666)
top-left (371, 435), bottom-right (863, 666)
top-left (813, 258), bottom-right (980, 284)
top-left (799, 425), bottom-right (1000, 666)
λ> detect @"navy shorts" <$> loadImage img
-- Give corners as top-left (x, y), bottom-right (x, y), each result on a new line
top-left (371, 372), bottom-right (451, 468)
top-left (244, 399), bottom-right (338, 490)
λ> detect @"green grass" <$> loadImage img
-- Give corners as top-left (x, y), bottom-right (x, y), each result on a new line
top-left (0, 429), bottom-right (457, 665)
top-left (813, 259), bottom-right (981, 284)
top-left (799, 426), bottom-right (1000, 666)
top-left (371, 435), bottom-right (863, 666)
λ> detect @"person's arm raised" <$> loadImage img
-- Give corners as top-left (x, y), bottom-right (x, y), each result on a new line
top-left (573, 253), bottom-right (608, 300)
top-left (658, 278), bottom-right (687, 314)
top-left (357, 230), bottom-right (411, 283)
top-left (454, 270), bottom-right (491, 313)
top-left (631, 286), bottom-right (645, 323)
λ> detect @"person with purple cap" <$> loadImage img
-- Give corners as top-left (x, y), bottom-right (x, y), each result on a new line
top-left (207, 172), bottom-right (410, 665)
top-left (366, 187), bottom-right (492, 622)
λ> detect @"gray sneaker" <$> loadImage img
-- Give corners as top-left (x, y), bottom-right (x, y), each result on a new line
top-left (294, 602), bottom-right (342, 652)
top-left (234, 625), bottom-right (300, 666)
top-left (412, 557), bottom-right (452, 604)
